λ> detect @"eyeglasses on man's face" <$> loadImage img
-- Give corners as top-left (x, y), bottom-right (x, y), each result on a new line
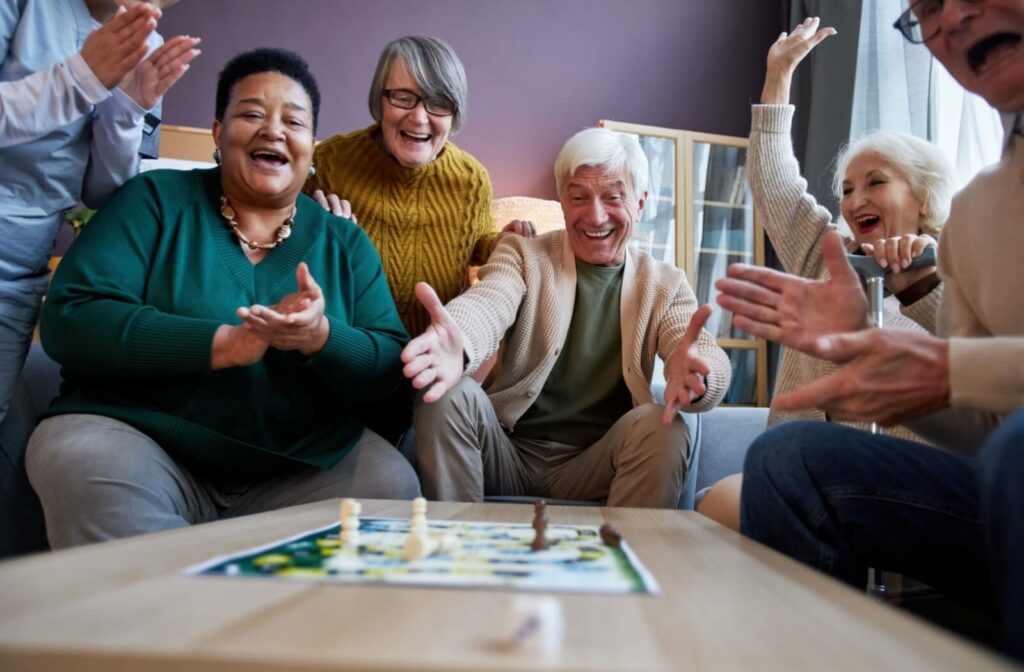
top-left (382, 89), bottom-right (456, 117)
top-left (893, 0), bottom-right (947, 44)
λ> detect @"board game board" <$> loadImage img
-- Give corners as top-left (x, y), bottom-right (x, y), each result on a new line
top-left (185, 517), bottom-right (659, 594)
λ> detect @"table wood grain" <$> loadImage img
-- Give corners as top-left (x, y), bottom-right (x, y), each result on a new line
top-left (0, 500), bottom-right (1014, 671)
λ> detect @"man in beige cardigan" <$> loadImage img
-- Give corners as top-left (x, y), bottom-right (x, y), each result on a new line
top-left (402, 128), bottom-right (731, 508)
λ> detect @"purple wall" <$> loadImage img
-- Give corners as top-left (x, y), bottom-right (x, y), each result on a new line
top-left (159, 1), bottom-right (783, 199)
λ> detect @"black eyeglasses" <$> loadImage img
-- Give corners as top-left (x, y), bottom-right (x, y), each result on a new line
top-left (382, 89), bottom-right (455, 117)
top-left (893, 0), bottom-right (945, 44)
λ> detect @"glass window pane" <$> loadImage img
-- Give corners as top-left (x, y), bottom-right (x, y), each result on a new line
top-left (723, 347), bottom-right (758, 405)
top-left (692, 142), bottom-right (755, 340)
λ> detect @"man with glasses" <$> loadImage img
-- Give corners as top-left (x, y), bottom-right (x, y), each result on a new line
top-left (715, 2), bottom-right (1024, 660)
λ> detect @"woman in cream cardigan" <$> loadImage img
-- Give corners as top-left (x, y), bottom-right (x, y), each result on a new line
top-left (698, 17), bottom-right (956, 530)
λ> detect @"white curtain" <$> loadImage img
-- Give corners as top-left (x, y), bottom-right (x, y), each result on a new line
top-left (850, 0), bottom-right (1001, 188)
top-left (930, 65), bottom-right (1004, 187)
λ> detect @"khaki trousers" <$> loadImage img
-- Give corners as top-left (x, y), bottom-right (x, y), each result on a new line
top-left (414, 378), bottom-right (690, 508)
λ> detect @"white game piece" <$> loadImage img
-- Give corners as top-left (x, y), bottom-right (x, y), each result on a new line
top-left (339, 498), bottom-right (361, 547)
top-left (409, 496), bottom-right (428, 534)
top-left (401, 530), bottom-right (438, 562)
top-left (504, 596), bottom-right (564, 656)
top-left (436, 533), bottom-right (461, 555)
top-left (325, 550), bottom-right (363, 573)
top-left (402, 497), bottom-right (440, 561)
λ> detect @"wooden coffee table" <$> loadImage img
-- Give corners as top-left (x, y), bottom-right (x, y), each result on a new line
top-left (0, 500), bottom-right (1014, 671)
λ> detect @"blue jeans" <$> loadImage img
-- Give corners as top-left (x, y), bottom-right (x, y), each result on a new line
top-left (741, 411), bottom-right (1024, 661)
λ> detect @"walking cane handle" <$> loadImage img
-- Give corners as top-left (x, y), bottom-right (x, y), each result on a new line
top-left (847, 245), bottom-right (937, 279)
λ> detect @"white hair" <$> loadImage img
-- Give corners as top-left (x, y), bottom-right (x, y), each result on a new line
top-left (554, 128), bottom-right (649, 198)
top-left (833, 131), bottom-right (956, 235)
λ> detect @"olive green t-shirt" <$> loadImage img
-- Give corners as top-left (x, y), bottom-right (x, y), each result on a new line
top-left (514, 259), bottom-right (633, 445)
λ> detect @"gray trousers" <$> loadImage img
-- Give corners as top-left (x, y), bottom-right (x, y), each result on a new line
top-left (26, 414), bottom-right (421, 549)
top-left (414, 378), bottom-right (690, 508)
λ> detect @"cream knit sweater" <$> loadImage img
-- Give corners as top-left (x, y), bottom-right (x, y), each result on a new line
top-left (906, 129), bottom-right (1024, 454)
top-left (447, 230), bottom-right (732, 431)
top-left (749, 105), bottom-right (943, 441)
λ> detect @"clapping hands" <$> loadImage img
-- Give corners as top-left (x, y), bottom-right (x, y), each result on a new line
top-left (212, 264), bottom-right (331, 369)
top-left (237, 263), bottom-right (330, 356)
top-left (118, 34), bottom-right (202, 110)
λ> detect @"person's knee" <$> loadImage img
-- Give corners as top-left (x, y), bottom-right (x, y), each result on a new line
top-left (697, 473), bottom-right (743, 531)
top-left (413, 377), bottom-right (488, 458)
top-left (413, 377), bottom-right (479, 431)
top-left (351, 432), bottom-right (423, 500)
top-left (391, 458), bottom-right (422, 499)
top-left (621, 403), bottom-right (688, 472)
top-left (743, 421), bottom-right (827, 482)
top-left (27, 417), bottom-right (116, 501)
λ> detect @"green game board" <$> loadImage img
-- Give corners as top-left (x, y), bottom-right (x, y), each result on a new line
top-left (185, 517), bottom-right (659, 594)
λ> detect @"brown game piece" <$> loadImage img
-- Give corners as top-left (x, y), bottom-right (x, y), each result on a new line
top-left (531, 500), bottom-right (549, 551)
top-left (599, 523), bottom-right (622, 548)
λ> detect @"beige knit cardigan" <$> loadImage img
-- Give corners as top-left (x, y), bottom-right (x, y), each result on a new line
top-left (447, 230), bottom-right (732, 431)
top-left (749, 105), bottom-right (943, 441)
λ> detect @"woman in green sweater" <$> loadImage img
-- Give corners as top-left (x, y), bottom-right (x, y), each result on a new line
top-left (26, 48), bottom-right (419, 550)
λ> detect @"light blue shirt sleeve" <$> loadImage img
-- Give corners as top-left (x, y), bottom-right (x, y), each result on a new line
top-left (82, 85), bottom-right (146, 208)
top-left (0, 0), bottom-right (112, 149)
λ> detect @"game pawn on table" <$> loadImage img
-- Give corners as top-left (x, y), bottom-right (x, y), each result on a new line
top-left (186, 499), bottom-right (659, 594)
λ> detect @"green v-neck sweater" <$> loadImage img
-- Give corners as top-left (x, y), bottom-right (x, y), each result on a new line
top-left (40, 167), bottom-right (409, 478)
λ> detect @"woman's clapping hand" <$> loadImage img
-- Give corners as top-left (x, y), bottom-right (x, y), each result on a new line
top-left (237, 263), bottom-right (330, 356)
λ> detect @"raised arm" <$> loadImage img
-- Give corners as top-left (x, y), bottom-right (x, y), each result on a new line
top-left (761, 17), bottom-right (836, 105)
top-left (82, 34), bottom-right (201, 208)
top-left (749, 18), bottom-right (847, 279)
top-left (0, 3), bottom-right (157, 149)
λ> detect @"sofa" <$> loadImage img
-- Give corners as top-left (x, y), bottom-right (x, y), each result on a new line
top-left (0, 344), bottom-right (769, 558)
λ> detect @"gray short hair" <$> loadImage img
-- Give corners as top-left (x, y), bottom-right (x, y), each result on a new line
top-left (368, 35), bottom-right (469, 133)
top-left (554, 128), bottom-right (649, 198)
top-left (833, 131), bottom-right (956, 236)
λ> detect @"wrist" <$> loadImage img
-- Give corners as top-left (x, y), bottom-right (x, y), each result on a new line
top-left (760, 73), bottom-right (792, 104)
top-left (298, 317), bottom-right (330, 357)
top-left (211, 325), bottom-right (235, 370)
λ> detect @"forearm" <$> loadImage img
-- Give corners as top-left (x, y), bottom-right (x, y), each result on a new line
top-left (760, 71), bottom-right (792, 105)
top-left (448, 246), bottom-right (525, 372)
top-left (949, 337), bottom-right (1024, 413)
top-left (42, 297), bottom-right (221, 379)
top-left (749, 104), bottom-right (847, 278)
top-left (81, 88), bottom-right (145, 208)
top-left (0, 54), bottom-right (110, 149)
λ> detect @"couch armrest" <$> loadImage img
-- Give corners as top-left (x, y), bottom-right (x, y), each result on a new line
top-left (694, 406), bottom-right (768, 493)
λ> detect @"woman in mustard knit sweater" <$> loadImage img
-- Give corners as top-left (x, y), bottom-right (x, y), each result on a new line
top-left (306, 35), bottom-right (531, 339)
